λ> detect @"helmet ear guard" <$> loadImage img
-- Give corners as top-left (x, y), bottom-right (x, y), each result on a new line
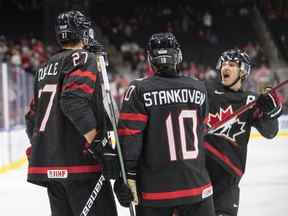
top-left (239, 58), bottom-right (251, 78)
top-left (216, 56), bottom-right (223, 72)
top-left (176, 48), bottom-right (183, 64)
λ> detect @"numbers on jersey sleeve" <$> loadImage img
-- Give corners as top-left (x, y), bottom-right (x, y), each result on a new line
top-left (38, 84), bottom-right (57, 131)
top-left (165, 110), bottom-right (199, 161)
top-left (124, 85), bottom-right (136, 101)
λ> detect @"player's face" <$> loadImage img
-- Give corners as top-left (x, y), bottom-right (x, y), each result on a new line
top-left (220, 61), bottom-right (241, 86)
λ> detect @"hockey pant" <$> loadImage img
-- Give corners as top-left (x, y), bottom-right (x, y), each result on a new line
top-left (206, 156), bottom-right (240, 216)
top-left (136, 196), bottom-right (215, 216)
top-left (47, 178), bottom-right (117, 216)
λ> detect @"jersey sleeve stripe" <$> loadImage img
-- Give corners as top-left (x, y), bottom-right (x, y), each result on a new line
top-left (141, 183), bottom-right (212, 200)
top-left (62, 82), bottom-right (95, 94)
top-left (118, 128), bottom-right (142, 136)
top-left (119, 112), bottom-right (148, 123)
top-left (68, 69), bottom-right (97, 82)
top-left (204, 142), bottom-right (243, 176)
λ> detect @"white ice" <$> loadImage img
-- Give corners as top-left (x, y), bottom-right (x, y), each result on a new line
top-left (239, 137), bottom-right (288, 216)
top-left (0, 137), bottom-right (287, 216)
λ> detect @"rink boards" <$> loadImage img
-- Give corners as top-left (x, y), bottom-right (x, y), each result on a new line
top-left (0, 115), bottom-right (287, 173)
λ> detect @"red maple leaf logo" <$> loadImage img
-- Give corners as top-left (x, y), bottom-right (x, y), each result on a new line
top-left (207, 106), bottom-right (234, 128)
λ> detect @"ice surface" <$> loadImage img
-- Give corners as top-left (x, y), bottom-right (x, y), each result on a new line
top-left (0, 137), bottom-right (287, 215)
top-left (239, 137), bottom-right (288, 216)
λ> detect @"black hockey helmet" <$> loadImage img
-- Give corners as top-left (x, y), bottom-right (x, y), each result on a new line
top-left (147, 32), bottom-right (182, 69)
top-left (55, 10), bottom-right (91, 45)
top-left (216, 49), bottom-right (251, 79)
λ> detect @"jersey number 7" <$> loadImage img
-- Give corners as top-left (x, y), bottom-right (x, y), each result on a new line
top-left (38, 84), bottom-right (57, 131)
top-left (166, 110), bottom-right (199, 161)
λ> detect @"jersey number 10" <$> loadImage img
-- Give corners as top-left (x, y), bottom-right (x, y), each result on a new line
top-left (165, 110), bottom-right (199, 161)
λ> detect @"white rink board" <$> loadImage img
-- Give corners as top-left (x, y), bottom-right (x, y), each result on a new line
top-left (0, 126), bottom-right (29, 167)
top-left (0, 133), bottom-right (287, 215)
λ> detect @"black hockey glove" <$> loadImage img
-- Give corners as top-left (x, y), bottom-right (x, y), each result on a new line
top-left (101, 145), bottom-right (120, 180)
top-left (87, 39), bottom-right (105, 55)
top-left (86, 38), bottom-right (109, 65)
top-left (86, 137), bottom-right (108, 157)
top-left (256, 91), bottom-right (282, 119)
top-left (114, 177), bottom-right (134, 207)
top-left (85, 138), bottom-right (120, 179)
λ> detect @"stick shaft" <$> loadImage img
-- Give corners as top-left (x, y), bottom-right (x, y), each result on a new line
top-left (97, 55), bottom-right (135, 216)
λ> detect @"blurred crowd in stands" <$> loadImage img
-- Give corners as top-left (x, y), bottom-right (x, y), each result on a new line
top-left (0, 36), bottom-right (56, 75)
top-left (0, 34), bottom-right (277, 107)
top-left (258, 0), bottom-right (288, 60)
top-left (0, 0), bottom-right (287, 117)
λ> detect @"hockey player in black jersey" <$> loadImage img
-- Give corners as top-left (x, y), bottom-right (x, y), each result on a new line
top-left (204, 49), bottom-right (283, 216)
top-left (24, 11), bottom-right (117, 216)
top-left (114, 32), bottom-right (215, 216)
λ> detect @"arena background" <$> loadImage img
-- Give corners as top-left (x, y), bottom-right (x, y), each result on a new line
top-left (0, 0), bottom-right (287, 215)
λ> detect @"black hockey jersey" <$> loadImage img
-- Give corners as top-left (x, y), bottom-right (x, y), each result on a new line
top-left (25, 49), bottom-right (108, 185)
top-left (204, 79), bottom-right (279, 178)
top-left (118, 74), bottom-right (212, 207)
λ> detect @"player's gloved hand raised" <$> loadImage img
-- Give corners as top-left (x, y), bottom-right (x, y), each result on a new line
top-left (256, 91), bottom-right (282, 119)
top-left (87, 39), bottom-right (105, 55)
top-left (85, 37), bottom-right (109, 65)
top-left (114, 177), bottom-right (134, 207)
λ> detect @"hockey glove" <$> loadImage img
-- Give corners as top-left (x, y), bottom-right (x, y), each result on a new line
top-left (85, 138), bottom-right (120, 179)
top-left (86, 38), bottom-right (109, 65)
top-left (101, 145), bottom-right (120, 180)
top-left (85, 137), bottom-right (108, 158)
top-left (114, 177), bottom-right (134, 207)
top-left (128, 179), bottom-right (139, 205)
top-left (256, 91), bottom-right (282, 119)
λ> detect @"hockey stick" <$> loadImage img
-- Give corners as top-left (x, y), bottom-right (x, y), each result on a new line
top-left (80, 146), bottom-right (116, 216)
top-left (207, 79), bottom-right (288, 132)
top-left (96, 55), bottom-right (135, 216)
top-left (80, 174), bottom-right (105, 216)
